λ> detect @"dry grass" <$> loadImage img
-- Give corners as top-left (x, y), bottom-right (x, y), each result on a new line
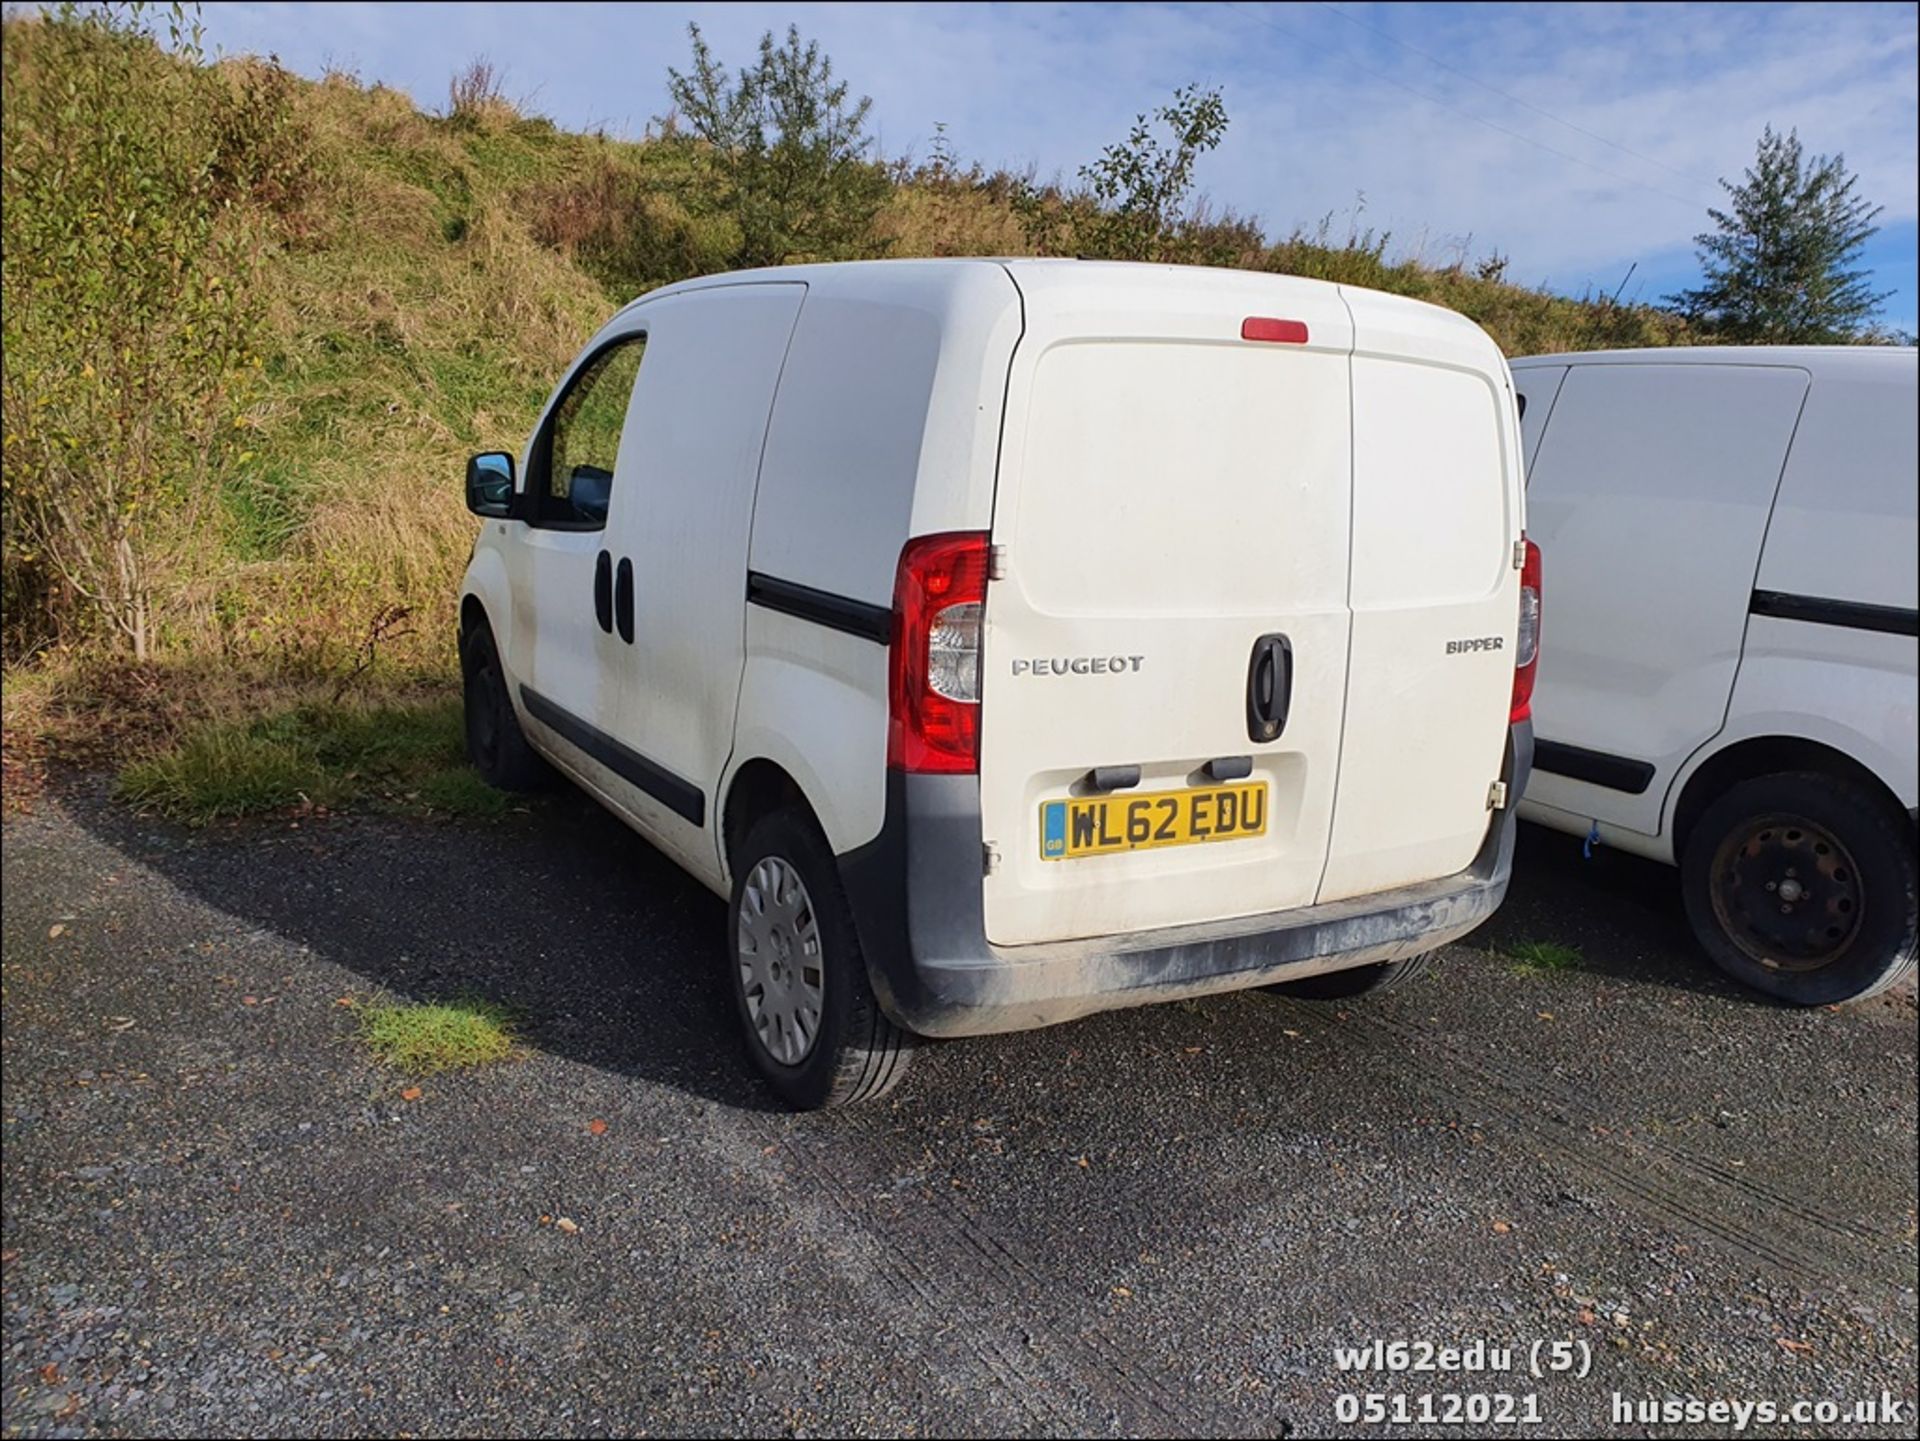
top-left (3, 33), bottom-right (611, 769)
top-left (3, 21), bottom-right (1709, 780)
top-left (176, 72), bottom-right (609, 685)
top-left (877, 175), bottom-right (1034, 258)
top-left (445, 59), bottom-right (519, 133)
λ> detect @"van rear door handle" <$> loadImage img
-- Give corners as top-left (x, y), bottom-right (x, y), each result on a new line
top-left (593, 550), bottom-right (613, 634)
top-left (1246, 633), bottom-right (1293, 743)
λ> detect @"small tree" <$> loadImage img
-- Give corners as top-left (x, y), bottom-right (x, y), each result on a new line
top-left (1016, 85), bottom-right (1230, 264)
top-left (1078, 84), bottom-right (1228, 262)
top-left (1671, 126), bottom-right (1889, 342)
top-left (662, 24), bottom-right (890, 269)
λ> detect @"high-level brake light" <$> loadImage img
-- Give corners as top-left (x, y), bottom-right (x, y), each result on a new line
top-left (1241, 316), bottom-right (1310, 344)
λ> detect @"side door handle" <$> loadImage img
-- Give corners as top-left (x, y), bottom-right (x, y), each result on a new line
top-left (615, 557), bottom-right (635, 644)
top-left (1246, 633), bottom-right (1293, 743)
top-left (593, 550), bottom-right (613, 634)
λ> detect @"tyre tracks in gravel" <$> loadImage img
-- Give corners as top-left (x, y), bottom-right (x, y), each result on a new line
top-left (1267, 994), bottom-right (1908, 1292)
top-left (632, 929), bottom-right (1245, 1435)
top-left (737, 1108), bottom-right (1251, 1439)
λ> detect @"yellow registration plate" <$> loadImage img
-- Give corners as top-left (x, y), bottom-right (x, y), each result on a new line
top-left (1039, 781), bottom-right (1268, 861)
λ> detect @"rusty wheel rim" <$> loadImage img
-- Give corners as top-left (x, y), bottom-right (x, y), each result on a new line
top-left (1709, 813), bottom-right (1864, 972)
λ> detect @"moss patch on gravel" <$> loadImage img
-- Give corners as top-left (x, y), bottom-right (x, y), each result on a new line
top-left (358, 996), bottom-right (516, 1074)
top-left (1505, 939), bottom-right (1584, 976)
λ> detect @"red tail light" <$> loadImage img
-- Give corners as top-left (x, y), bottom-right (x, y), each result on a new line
top-left (1510, 536), bottom-right (1542, 724)
top-left (888, 532), bottom-right (989, 773)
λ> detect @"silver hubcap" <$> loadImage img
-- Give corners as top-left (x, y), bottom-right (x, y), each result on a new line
top-left (737, 856), bottom-right (824, 1066)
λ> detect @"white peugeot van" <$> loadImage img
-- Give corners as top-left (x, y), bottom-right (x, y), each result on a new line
top-left (1512, 347), bottom-right (1918, 1006)
top-left (461, 260), bottom-right (1537, 1107)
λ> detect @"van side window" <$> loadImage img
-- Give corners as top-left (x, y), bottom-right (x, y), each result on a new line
top-left (530, 335), bottom-right (646, 529)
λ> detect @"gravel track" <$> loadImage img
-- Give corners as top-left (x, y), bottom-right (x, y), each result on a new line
top-left (3, 781), bottom-right (1914, 1437)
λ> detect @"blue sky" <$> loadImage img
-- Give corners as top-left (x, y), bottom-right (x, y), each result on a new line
top-left (191, 1), bottom-right (1920, 331)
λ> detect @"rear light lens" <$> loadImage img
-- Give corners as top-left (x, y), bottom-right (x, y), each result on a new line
top-left (1511, 537), bottom-right (1542, 724)
top-left (889, 532), bottom-right (989, 773)
top-left (928, 602), bottom-right (982, 701)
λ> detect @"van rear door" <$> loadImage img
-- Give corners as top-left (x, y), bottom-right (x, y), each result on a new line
top-left (978, 269), bottom-right (1355, 947)
top-left (1315, 295), bottom-right (1523, 902)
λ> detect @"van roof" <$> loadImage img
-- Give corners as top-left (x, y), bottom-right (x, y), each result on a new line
top-left (630, 255), bottom-right (1302, 298)
top-left (617, 257), bottom-right (1490, 340)
top-left (1511, 345), bottom-right (1917, 378)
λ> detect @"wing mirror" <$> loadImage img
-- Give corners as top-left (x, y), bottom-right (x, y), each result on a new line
top-left (465, 452), bottom-right (516, 518)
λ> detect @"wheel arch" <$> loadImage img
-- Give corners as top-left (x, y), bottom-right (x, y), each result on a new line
top-left (1672, 733), bottom-right (1913, 857)
top-left (721, 757), bottom-right (815, 877)
top-left (460, 592), bottom-right (490, 644)
top-left (460, 542), bottom-right (515, 661)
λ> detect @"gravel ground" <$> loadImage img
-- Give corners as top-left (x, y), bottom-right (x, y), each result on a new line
top-left (3, 779), bottom-right (1915, 1439)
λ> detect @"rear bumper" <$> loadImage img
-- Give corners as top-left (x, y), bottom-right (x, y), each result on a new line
top-left (840, 723), bottom-right (1533, 1038)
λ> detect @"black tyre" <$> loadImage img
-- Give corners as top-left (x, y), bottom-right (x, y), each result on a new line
top-left (460, 620), bottom-right (550, 792)
top-left (1681, 771), bottom-right (1918, 1005)
top-left (728, 811), bottom-right (914, 1109)
top-left (1266, 952), bottom-right (1435, 1000)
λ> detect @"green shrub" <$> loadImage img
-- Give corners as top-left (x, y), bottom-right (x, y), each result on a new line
top-left (1, 3), bottom-right (310, 660)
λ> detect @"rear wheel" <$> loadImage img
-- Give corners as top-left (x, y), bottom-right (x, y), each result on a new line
top-left (1681, 771), bottom-right (1917, 1005)
top-left (1266, 953), bottom-right (1434, 999)
top-left (728, 811), bottom-right (914, 1109)
top-left (460, 620), bottom-right (549, 792)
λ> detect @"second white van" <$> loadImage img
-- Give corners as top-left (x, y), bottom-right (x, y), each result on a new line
top-left (461, 260), bottom-right (1536, 1107)
top-left (1513, 346), bottom-right (1918, 1005)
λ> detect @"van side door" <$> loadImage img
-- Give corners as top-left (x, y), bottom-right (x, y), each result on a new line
top-left (597, 282), bottom-right (806, 886)
top-left (1522, 362), bottom-right (1810, 837)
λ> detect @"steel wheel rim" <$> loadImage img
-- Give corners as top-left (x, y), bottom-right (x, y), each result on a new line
top-left (737, 855), bottom-right (825, 1066)
top-left (1709, 812), bottom-right (1865, 972)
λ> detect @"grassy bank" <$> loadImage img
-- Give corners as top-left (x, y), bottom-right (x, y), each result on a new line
top-left (2, 7), bottom-right (1700, 813)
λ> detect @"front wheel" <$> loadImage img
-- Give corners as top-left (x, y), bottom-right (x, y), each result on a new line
top-left (1265, 953), bottom-right (1434, 999)
top-left (728, 811), bottom-right (914, 1109)
top-left (1681, 771), bottom-right (1918, 1005)
top-left (460, 621), bottom-right (550, 792)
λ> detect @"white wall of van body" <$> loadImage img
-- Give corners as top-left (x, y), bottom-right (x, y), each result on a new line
top-left (1513, 346), bottom-right (1920, 863)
